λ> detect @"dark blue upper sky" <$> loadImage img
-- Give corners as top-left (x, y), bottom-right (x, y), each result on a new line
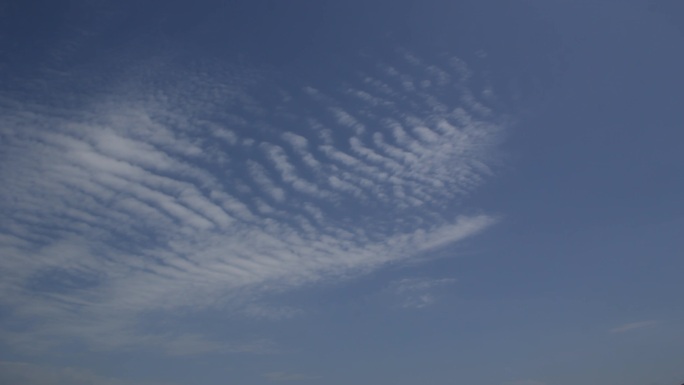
top-left (1, 1), bottom-right (683, 385)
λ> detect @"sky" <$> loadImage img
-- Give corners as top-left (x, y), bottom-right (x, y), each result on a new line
top-left (1, 1), bottom-right (683, 384)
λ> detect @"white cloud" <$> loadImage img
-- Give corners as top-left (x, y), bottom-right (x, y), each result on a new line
top-left (329, 107), bottom-right (365, 135)
top-left (388, 277), bottom-right (457, 309)
top-left (160, 334), bottom-right (278, 356)
top-left (0, 49), bottom-right (504, 354)
top-left (241, 304), bottom-right (304, 320)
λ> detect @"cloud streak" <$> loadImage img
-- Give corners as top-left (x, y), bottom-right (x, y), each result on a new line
top-left (609, 320), bottom-right (660, 333)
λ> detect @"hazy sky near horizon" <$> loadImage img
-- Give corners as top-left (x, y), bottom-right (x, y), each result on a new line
top-left (1, 1), bottom-right (683, 384)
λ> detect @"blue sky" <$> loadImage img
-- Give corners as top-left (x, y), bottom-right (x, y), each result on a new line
top-left (1, 1), bottom-right (683, 384)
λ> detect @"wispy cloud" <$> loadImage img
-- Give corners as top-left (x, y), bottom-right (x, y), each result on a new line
top-left (241, 304), bottom-right (304, 321)
top-left (609, 320), bottom-right (660, 333)
top-left (0, 48), bottom-right (504, 354)
top-left (387, 277), bottom-right (457, 309)
top-left (263, 372), bottom-right (322, 382)
top-left (503, 380), bottom-right (547, 385)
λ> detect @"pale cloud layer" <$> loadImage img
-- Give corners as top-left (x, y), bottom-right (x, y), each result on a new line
top-left (0, 361), bottom-right (178, 385)
top-left (503, 381), bottom-right (548, 385)
top-left (0, 49), bottom-right (503, 354)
